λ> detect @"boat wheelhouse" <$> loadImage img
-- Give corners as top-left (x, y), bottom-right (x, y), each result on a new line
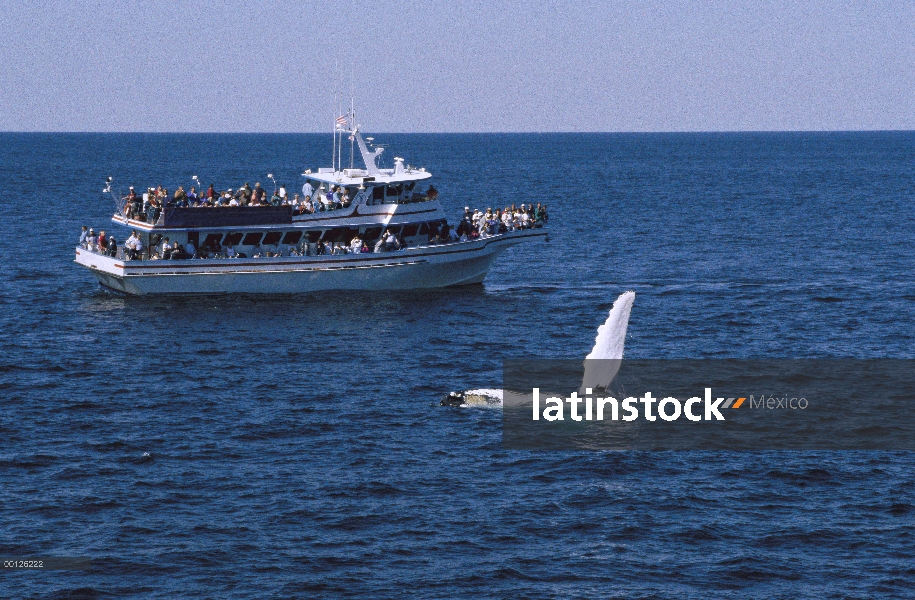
top-left (75, 120), bottom-right (547, 295)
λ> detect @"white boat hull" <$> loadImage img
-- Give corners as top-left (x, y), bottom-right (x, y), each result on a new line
top-left (75, 230), bottom-right (546, 295)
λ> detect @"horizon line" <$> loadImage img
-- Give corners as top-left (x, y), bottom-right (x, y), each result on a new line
top-left (1, 129), bottom-right (914, 135)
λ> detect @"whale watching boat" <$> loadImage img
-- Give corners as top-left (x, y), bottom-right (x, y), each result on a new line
top-left (74, 117), bottom-right (547, 295)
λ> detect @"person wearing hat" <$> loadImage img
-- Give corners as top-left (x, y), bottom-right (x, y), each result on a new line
top-left (105, 235), bottom-right (117, 257)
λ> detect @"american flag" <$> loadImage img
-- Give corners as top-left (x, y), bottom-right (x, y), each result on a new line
top-left (335, 115), bottom-right (347, 126)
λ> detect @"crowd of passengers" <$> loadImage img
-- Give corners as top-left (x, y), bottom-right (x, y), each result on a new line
top-left (82, 202), bottom-right (547, 260)
top-left (80, 225), bottom-right (439, 260)
top-left (121, 181), bottom-right (438, 223)
top-left (456, 203), bottom-right (548, 238)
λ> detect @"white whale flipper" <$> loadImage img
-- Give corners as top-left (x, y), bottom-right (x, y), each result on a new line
top-left (580, 291), bottom-right (635, 393)
top-left (456, 291), bottom-right (636, 406)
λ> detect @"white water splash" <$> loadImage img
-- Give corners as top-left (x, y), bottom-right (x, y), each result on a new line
top-left (463, 388), bottom-right (504, 404)
top-left (458, 291), bottom-right (636, 406)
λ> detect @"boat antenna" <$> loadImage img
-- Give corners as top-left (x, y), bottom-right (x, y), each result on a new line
top-left (349, 71), bottom-right (355, 170)
top-left (332, 60), bottom-right (338, 173)
top-left (192, 175), bottom-right (201, 192)
top-left (349, 108), bottom-right (355, 170)
top-left (331, 93), bottom-right (337, 173)
top-left (337, 65), bottom-right (344, 173)
top-left (267, 173), bottom-right (276, 193)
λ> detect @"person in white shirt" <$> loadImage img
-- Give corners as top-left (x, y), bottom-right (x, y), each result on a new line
top-left (160, 237), bottom-right (173, 259)
top-left (278, 185), bottom-right (287, 201)
top-left (302, 181), bottom-right (314, 200)
top-left (125, 231), bottom-right (144, 260)
top-left (319, 187), bottom-right (332, 211)
top-left (501, 210), bottom-right (512, 229)
top-left (384, 231), bottom-right (399, 251)
top-left (350, 235), bottom-right (362, 253)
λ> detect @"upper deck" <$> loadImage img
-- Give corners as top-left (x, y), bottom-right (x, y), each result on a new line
top-left (113, 194), bottom-right (447, 231)
top-left (304, 165), bottom-right (432, 187)
top-left (111, 122), bottom-right (442, 231)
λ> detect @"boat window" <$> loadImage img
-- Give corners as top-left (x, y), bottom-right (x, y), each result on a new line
top-left (402, 224), bottom-right (419, 237)
top-left (323, 228), bottom-right (356, 243)
top-left (282, 231), bottom-right (302, 244)
top-left (386, 184), bottom-right (403, 201)
top-left (372, 186), bottom-right (384, 202)
top-left (243, 232), bottom-right (263, 245)
top-left (223, 232), bottom-right (243, 246)
top-left (417, 223), bottom-right (429, 236)
top-left (306, 230), bottom-right (323, 243)
top-left (405, 182), bottom-right (415, 192)
top-left (203, 233), bottom-right (224, 247)
top-left (362, 226), bottom-right (382, 241)
top-left (188, 231), bottom-right (200, 248)
top-left (262, 232), bottom-right (283, 245)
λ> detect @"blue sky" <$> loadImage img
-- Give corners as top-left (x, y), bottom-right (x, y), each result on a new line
top-left (1, 1), bottom-right (912, 132)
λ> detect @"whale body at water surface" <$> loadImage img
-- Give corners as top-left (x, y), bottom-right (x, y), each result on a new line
top-left (446, 291), bottom-right (636, 407)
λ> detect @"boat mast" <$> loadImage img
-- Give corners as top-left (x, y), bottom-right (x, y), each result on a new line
top-left (349, 96), bottom-right (355, 170)
top-left (336, 68), bottom-right (344, 173)
top-left (331, 94), bottom-right (337, 173)
top-left (348, 69), bottom-right (355, 170)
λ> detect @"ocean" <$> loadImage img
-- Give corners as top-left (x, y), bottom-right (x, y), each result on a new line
top-left (1, 132), bottom-right (914, 598)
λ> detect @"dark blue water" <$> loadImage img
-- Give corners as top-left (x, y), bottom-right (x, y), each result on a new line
top-left (1, 132), bottom-right (914, 598)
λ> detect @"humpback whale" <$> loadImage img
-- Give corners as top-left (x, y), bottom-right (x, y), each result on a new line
top-left (442, 291), bottom-right (636, 407)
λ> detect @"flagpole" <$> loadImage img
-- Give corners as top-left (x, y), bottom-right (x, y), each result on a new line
top-left (330, 94), bottom-right (337, 172)
top-left (350, 98), bottom-right (355, 170)
top-left (337, 69), bottom-right (344, 173)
